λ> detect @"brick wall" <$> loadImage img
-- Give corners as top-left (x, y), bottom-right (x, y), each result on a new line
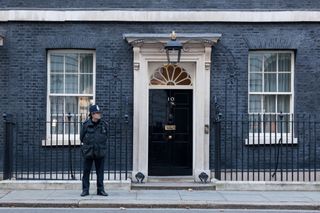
top-left (0, 21), bottom-right (320, 175)
top-left (0, 24), bottom-right (9, 176)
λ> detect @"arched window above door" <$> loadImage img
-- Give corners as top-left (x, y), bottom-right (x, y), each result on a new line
top-left (149, 64), bottom-right (192, 86)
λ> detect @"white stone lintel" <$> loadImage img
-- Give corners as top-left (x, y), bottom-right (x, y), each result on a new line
top-left (1, 10), bottom-right (320, 22)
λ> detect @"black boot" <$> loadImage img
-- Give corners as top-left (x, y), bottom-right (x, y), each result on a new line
top-left (97, 190), bottom-right (108, 196)
top-left (81, 190), bottom-right (89, 197)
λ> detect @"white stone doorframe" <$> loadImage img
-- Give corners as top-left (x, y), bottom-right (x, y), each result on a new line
top-left (124, 33), bottom-right (221, 182)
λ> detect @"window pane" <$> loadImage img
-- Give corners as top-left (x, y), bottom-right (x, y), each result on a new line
top-left (264, 73), bottom-right (277, 92)
top-left (50, 96), bottom-right (64, 115)
top-left (277, 114), bottom-right (290, 133)
top-left (249, 73), bottom-right (262, 92)
top-left (65, 96), bottom-right (78, 114)
top-left (80, 74), bottom-right (93, 94)
top-left (65, 74), bottom-right (78, 94)
top-left (249, 95), bottom-right (261, 113)
top-left (51, 115), bottom-right (64, 134)
top-left (50, 74), bottom-right (64, 93)
top-left (263, 114), bottom-right (277, 133)
top-left (49, 97), bottom-right (65, 134)
top-left (65, 54), bottom-right (78, 73)
top-left (80, 54), bottom-right (93, 73)
top-left (264, 95), bottom-right (276, 113)
top-left (249, 54), bottom-right (263, 72)
top-left (278, 53), bottom-right (291, 72)
top-left (278, 73), bottom-right (291, 92)
top-left (167, 49), bottom-right (179, 63)
top-left (277, 95), bottom-right (290, 113)
top-left (249, 114), bottom-right (261, 133)
top-left (264, 53), bottom-right (277, 72)
top-left (65, 97), bottom-right (78, 134)
top-left (79, 97), bottom-right (92, 120)
top-left (50, 54), bottom-right (64, 73)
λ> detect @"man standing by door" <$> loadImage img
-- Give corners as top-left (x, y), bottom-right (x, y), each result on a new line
top-left (80, 104), bottom-right (108, 197)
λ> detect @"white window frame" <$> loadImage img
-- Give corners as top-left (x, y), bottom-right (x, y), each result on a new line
top-left (44, 49), bottom-right (96, 146)
top-left (247, 50), bottom-right (296, 145)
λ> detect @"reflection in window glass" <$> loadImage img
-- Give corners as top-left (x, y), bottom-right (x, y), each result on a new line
top-left (250, 54), bottom-right (263, 72)
top-left (264, 53), bottom-right (277, 72)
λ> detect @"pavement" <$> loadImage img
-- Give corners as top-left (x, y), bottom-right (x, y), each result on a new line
top-left (0, 189), bottom-right (320, 210)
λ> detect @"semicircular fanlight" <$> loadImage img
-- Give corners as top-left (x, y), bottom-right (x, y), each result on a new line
top-left (150, 64), bottom-right (192, 86)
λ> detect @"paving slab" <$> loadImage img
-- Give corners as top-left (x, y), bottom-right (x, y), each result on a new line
top-left (300, 192), bottom-right (320, 202)
top-left (178, 190), bottom-right (226, 201)
top-left (218, 191), bottom-right (268, 202)
top-left (0, 190), bottom-right (10, 199)
top-left (0, 190), bottom-right (53, 200)
top-left (136, 190), bottom-right (181, 200)
top-left (260, 191), bottom-right (315, 202)
top-left (0, 189), bottom-right (319, 210)
top-left (48, 190), bottom-right (92, 200)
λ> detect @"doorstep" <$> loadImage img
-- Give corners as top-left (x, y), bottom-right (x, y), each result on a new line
top-left (131, 176), bottom-right (215, 190)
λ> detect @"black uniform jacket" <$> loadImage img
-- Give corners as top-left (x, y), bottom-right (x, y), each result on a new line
top-left (80, 118), bottom-right (108, 159)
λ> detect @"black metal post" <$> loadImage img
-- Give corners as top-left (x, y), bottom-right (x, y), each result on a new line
top-left (3, 113), bottom-right (14, 180)
top-left (214, 118), bottom-right (222, 180)
top-left (67, 113), bottom-right (75, 180)
top-left (213, 97), bottom-right (222, 180)
top-left (273, 112), bottom-right (283, 179)
top-left (124, 96), bottom-right (129, 180)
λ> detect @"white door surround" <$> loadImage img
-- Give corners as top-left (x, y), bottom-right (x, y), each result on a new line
top-left (124, 33), bottom-right (221, 182)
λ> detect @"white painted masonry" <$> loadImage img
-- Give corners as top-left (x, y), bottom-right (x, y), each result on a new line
top-left (0, 10), bottom-right (320, 22)
top-left (124, 33), bottom-right (221, 182)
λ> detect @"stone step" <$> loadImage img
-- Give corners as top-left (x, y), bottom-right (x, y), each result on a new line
top-left (147, 176), bottom-right (195, 183)
top-left (131, 182), bottom-right (216, 190)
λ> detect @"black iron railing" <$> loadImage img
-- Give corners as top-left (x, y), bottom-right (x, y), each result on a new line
top-left (2, 112), bottom-right (131, 181)
top-left (3, 111), bottom-right (320, 182)
top-left (213, 113), bottom-right (320, 182)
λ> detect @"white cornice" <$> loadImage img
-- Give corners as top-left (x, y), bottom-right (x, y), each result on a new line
top-left (0, 10), bottom-right (320, 22)
top-left (123, 33), bottom-right (222, 47)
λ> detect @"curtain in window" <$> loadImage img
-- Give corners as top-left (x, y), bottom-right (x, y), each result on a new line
top-left (264, 95), bottom-right (276, 113)
top-left (278, 53), bottom-right (291, 92)
top-left (80, 54), bottom-right (93, 94)
top-left (249, 95), bottom-right (261, 113)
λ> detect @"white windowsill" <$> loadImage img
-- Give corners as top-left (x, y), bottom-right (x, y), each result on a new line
top-left (245, 133), bottom-right (298, 145)
top-left (42, 135), bottom-right (81, 146)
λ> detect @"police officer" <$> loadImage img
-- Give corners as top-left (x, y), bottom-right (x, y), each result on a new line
top-left (80, 104), bottom-right (108, 197)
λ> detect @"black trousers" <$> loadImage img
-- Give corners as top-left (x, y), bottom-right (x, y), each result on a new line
top-left (82, 157), bottom-right (105, 192)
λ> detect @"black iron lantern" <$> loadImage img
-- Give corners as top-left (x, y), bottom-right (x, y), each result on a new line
top-left (164, 31), bottom-right (182, 64)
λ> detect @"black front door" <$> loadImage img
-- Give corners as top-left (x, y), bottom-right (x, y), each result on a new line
top-left (148, 89), bottom-right (193, 176)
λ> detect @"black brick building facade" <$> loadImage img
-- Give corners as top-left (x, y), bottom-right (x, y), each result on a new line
top-left (1, 1), bottom-right (320, 181)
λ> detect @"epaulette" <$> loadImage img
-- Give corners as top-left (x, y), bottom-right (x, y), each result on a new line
top-left (101, 119), bottom-right (109, 127)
